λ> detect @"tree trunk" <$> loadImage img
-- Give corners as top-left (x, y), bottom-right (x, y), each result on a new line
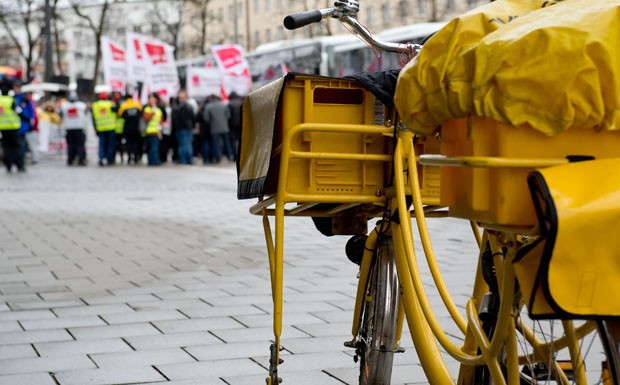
top-left (91, 1), bottom-right (110, 93)
top-left (53, 0), bottom-right (62, 74)
top-left (200, 5), bottom-right (207, 55)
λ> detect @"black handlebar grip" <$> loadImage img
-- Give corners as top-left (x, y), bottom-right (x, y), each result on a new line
top-left (283, 10), bottom-right (323, 30)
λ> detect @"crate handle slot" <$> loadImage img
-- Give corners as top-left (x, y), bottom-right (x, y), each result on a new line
top-left (313, 88), bottom-right (364, 105)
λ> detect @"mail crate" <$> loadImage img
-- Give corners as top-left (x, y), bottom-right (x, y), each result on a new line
top-left (440, 117), bottom-right (620, 226)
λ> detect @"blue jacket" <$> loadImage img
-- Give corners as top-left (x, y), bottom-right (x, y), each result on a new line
top-left (13, 93), bottom-right (34, 134)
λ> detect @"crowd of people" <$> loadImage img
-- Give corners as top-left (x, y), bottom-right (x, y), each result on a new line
top-left (0, 81), bottom-right (244, 171)
top-left (74, 89), bottom-right (244, 167)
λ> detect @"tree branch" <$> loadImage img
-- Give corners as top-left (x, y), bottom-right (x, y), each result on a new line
top-left (0, 10), bottom-right (27, 60)
top-left (70, 1), bottom-right (97, 32)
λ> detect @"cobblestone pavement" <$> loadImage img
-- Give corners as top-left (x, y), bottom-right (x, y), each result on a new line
top-left (0, 157), bottom-right (478, 385)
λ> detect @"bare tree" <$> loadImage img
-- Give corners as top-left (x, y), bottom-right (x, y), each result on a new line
top-left (71, 0), bottom-right (115, 91)
top-left (152, 0), bottom-right (185, 58)
top-left (52, 0), bottom-right (63, 74)
top-left (186, 0), bottom-right (211, 56)
top-left (0, 0), bottom-right (45, 80)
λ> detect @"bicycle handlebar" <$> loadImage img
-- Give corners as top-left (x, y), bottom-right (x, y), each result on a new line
top-left (283, 5), bottom-right (421, 58)
top-left (284, 9), bottom-right (331, 30)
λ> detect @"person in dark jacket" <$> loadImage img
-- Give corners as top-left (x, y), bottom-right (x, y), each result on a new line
top-left (118, 95), bottom-right (143, 165)
top-left (227, 92), bottom-right (243, 162)
top-left (171, 90), bottom-right (195, 165)
top-left (12, 81), bottom-right (35, 169)
top-left (203, 95), bottom-right (232, 163)
top-left (198, 97), bottom-right (212, 164)
top-left (0, 89), bottom-right (27, 172)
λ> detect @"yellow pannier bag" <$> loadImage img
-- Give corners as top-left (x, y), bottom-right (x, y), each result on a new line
top-left (514, 158), bottom-right (620, 318)
top-left (395, 0), bottom-right (620, 136)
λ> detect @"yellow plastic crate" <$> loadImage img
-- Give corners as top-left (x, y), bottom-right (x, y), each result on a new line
top-left (440, 116), bottom-right (620, 226)
top-left (264, 75), bottom-right (390, 198)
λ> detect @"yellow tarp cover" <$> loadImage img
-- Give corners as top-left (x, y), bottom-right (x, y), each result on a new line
top-left (395, 0), bottom-right (620, 136)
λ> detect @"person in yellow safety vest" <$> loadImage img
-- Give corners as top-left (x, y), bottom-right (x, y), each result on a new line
top-left (143, 93), bottom-right (163, 166)
top-left (91, 92), bottom-right (117, 166)
top-left (0, 91), bottom-right (26, 173)
top-left (112, 92), bottom-right (126, 164)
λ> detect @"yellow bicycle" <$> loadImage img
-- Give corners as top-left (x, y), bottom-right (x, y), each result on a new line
top-left (238, 1), bottom-right (620, 384)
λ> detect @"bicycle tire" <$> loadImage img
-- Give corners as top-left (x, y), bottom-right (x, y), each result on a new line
top-left (358, 236), bottom-right (400, 385)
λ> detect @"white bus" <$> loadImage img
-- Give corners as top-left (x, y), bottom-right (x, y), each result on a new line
top-left (246, 34), bottom-right (360, 87)
top-left (332, 22), bottom-right (446, 77)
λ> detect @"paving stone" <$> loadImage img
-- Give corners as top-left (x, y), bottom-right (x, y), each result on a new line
top-left (157, 358), bottom-right (266, 380)
top-left (69, 323), bottom-right (161, 340)
top-left (153, 317), bottom-right (244, 333)
top-left (8, 299), bottom-right (83, 310)
top-left (253, 351), bottom-right (355, 372)
top-left (281, 336), bottom-right (355, 354)
top-left (82, 294), bottom-right (159, 305)
top-left (34, 338), bottom-right (133, 357)
top-left (125, 331), bottom-right (223, 350)
top-left (233, 312), bottom-right (325, 328)
top-left (139, 380), bottom-right (227, 385)
top-left (185, 341), bottom-right (272, 361)
top-left (0, 354), bottom-right (95, 375)
top-left (0, 372), bottom-right (56, 385)
top-left (0, 329), bottom-right (72, 345)
top-left (0, 320), bottom-right (21, 332)
top-left (90, 348), bottom-right (196, 367)
top-left (20, 316), bottom-right (106, 330)
top-left (0, 310), bottom-right (56, 321)
top-left (0, 344), bottom-right (37, 360)
top-left (101, 310), bottom-right (187, 324)
top-left (292, 322), bottom-right (352, 338)
top-left (54, 366), bottom-right (166, 385)
top-left (179, 305), bottom-right (266, 319)
top-left (224, 370), bottom-right (346, 385)
top-left (211, 326), bottom-right (309, 344)
top-left (53, 303), bottom-right (134, 317)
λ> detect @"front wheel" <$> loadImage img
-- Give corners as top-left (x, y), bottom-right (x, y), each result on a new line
top-left (358, 236), bottom-right (400, 385)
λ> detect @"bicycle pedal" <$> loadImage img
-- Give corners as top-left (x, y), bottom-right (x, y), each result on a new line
top-left (395, 346), bottom-right (406, 353)
top-left (343, 340), bottom-right (356, 348)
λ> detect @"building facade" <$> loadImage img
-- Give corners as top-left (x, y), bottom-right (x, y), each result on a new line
top-left (182, 0), bottom-right (488, 56)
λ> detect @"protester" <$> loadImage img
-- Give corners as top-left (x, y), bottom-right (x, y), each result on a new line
top-left (228, 92), bottom-right (243, 161)
top-left (91, 92), bottom-right (117, 166)
top-left (60, 93), bottom-right (88, 166)
top-left (113, 92), bottom-right (126, 164)
top-left (198, 97), bottom-right (213, 164)
top-left (0, 89), bottom-right (26, 172)
top-left (171, 90), bottom-right (195, 165)
top-left (118, 94), bottom-right (143, 165)
top-left (26, 97), bottom-right (40, 165)
top-left (202, 95), bottom-right (232, 163)
top-left (143, 93), bottom-right (163, 166)
top-left (12, 81), bottom-right (35, 169)
top-left (160, 97), bottom-right (172, 163)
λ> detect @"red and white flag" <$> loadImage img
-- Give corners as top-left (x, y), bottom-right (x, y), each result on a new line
top-left (100, 36), bottom-right (127, 93)
top-left (211, 45), bottom-right (252, 97)
top-left (186, 66), bottom-right (222, 99)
